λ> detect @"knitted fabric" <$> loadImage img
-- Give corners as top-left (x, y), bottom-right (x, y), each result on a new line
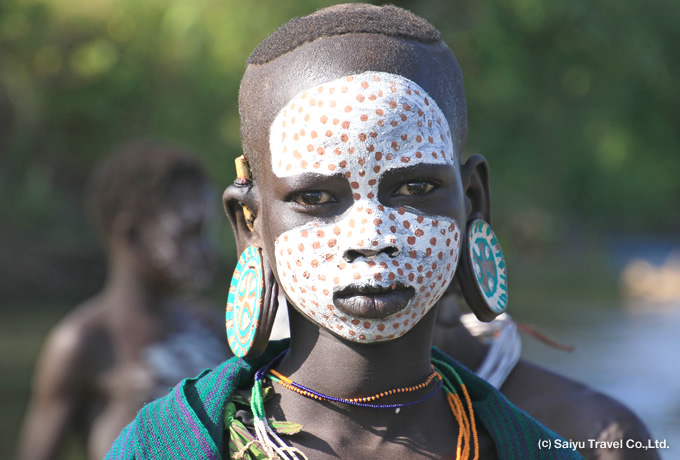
top-left (106, 340), bottom-right (583, 459)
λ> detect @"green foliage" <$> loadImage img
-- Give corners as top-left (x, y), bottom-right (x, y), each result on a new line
top-left (404, 0), bottom-right (680, 244)
top-left (0, 0), bottom-right (339, 260)
top-left (1, 0), bottom-right (678, 264)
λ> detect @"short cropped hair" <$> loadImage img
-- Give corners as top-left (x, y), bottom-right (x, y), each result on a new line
top-left (248, 4), bottom-right (440, 65)
top-left (87, 140), bottom-right (205, 239)
top-left (239, 4), bottom-right (466, 179)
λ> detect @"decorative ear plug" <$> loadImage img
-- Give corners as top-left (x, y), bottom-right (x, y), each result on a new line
top-left (226, 245), bottom-right (279, 358)
top-left (234, 155), bottom-right (255, 231)
top-left (456, 219), bottom-right (508, 322)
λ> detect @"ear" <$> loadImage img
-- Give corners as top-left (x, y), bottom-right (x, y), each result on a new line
top-left (460, 154), bottom-right (492, 224)
top-left (223, 182), bottom-right (261, 254)
top-left (110, 211), bottom-right (140, 249)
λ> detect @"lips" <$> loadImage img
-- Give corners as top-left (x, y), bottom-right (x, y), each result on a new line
top-left (333, 282), bottom-right (415, 319)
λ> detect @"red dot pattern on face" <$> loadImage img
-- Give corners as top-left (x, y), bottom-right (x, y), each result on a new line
top-left (271, 72), bottom-right (454, 178)
top-left (271, 71), bottom-right (460, 343)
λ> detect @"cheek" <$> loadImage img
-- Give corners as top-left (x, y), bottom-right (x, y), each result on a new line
top-left (144, 227), bottom-right (176, 266)
top-left (162, 234), bottom-right (202, 267)
top-left (261, 209), bottom-right (298, 284)
top-left (389, 210), bottom-right (460, 300)
top-left (274, 227), bottom-right (337, 295)
top-left (273, 209), bottom-right (461, 302)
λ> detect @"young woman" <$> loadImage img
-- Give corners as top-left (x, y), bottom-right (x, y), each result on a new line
top-left (107, 5), bottom-right (586, 459)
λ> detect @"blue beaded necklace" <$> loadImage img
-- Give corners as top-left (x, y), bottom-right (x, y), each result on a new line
top-left (259, 350), bottom-right (443, 410)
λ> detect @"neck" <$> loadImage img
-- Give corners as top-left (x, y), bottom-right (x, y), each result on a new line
top-left (277, 306), bottom-right (438, 400)
top-left (101, 251), bottom-right (167, 319)
top-left (433, 293), bottom-right (489, 371)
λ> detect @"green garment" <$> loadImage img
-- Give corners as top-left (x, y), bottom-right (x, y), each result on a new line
top-left (106, 340), bottom-right (583, 459)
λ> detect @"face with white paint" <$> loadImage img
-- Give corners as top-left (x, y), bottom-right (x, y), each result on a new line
top-left (258, 72), bottom-right (466, 343)
top-left (136, 178), bottom-right (216, 290)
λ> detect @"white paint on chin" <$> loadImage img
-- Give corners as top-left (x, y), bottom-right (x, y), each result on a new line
top-left (269, 71), bottom-right (461, 343)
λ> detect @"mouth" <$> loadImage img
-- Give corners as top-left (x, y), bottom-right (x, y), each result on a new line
top-left (333, 282), bottom-right (415, 319)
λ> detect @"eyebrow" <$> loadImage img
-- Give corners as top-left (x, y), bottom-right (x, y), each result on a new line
top-left (277, 161), bottom-right (456, 189)
top-left (378, 161), bottom-right (456, 180)
top-left (276, 171), bottom-right (348, 185)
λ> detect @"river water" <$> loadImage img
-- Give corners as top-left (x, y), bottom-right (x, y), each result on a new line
top-left (517, 300), bottom-right (680, 460)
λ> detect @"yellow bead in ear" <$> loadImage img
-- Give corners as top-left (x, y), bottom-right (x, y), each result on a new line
top-left (234, 155), bottom-right (255, 231)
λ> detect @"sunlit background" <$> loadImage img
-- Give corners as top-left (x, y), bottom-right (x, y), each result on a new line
top-left (1, 0), bottom-right (678, 458)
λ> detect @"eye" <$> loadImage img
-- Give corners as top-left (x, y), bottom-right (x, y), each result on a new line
top-left (292, 190), bottom-right (336, 206)
top-left (394, 181), bottom-right (436, 196)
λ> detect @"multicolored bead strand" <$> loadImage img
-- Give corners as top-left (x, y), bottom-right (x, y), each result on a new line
top-left (432, 357), bottom-right (479, 460)
top-left (251, 350), bottom-right (479, 459)
top-left (250, 351), bottom-right (307, 460)
top-left (268, 367), bottom-right (442, 409)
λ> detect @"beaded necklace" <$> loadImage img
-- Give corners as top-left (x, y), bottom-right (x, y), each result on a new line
top-left (269, 367), bottom-right (443, 410)
top-left (249, 350), bottom-right (479, 460)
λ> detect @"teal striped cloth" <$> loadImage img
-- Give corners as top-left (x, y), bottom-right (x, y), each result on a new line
top-left (106, 340), bottom-right (583, 459)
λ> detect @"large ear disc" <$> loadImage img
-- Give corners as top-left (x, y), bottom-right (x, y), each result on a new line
top-left (456, 219), bottom-right (508, 322)
top-left (226, 245), bottom-right (279, 358)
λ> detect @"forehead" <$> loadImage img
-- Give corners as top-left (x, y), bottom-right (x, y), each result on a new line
top-left (269, 72), bottom-right (455, 178)
top-left (240, 34), bottom-right (468, 180)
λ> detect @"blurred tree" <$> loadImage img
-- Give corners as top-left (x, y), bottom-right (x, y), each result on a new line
top-left (403, 0), bottom-right (680, 247)
top-left (1, 0), bottom-right (678, 301)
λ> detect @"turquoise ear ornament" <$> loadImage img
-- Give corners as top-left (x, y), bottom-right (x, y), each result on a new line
top-left (457, 219), bottom-right (508, 322)
top-left (226, 245), bottom-right (266, 357)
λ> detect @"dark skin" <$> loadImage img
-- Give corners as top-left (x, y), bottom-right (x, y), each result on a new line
top-left (17, 179), bottom-right (231, 460)
top-left (227, 31), bottom-right (658, 459)
top-left (226, 33), bottom-right (498, 459)
top-left (434, 296), bottom-right (659, 460)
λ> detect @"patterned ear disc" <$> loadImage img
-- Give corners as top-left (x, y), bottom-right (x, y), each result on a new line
top-left (458, 219), bottom-right (508, 322)
top-left (226, 245), bottom-right (265, 357)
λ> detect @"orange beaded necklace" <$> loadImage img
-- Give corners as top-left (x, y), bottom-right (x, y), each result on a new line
top-left (268, 367), bottom-right (442, 407)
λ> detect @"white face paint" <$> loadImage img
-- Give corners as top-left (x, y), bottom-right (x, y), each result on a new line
top-left (269, 72), bottom-right (461, 342)
top-left (142, 183), bottom-right (216, 290)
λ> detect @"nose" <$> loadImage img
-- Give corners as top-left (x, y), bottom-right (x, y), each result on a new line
top-left (340, 201), bottom-right (400, 262)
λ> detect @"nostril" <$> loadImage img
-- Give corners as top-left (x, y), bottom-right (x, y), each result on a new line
top-left (343, 249), bottom-right (360, 263)
top-left (343, 249), bottom-right (376, 263)
top-left (384, 247), bottom-right (401, 257)
top-left (343, 245), bottom-right (400, 262)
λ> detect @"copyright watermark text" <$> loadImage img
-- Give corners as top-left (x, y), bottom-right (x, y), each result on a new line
top-left (538, 438), bottom-right (670, 451)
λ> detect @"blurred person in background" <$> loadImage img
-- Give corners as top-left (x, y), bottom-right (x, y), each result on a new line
top-left (17, 140), bottom-right (232, 460)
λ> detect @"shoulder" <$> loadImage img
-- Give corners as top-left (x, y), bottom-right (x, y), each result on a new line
top-left (502, 360), bottom-right (657, 459)
top-left (432, 348), bottom-right (583, 459)
top-left (33, 300), bottom-right (109, 390)
top-left (105, 358), bottom-right (246, 459)
top-left (105, 422), bottom-right (136, 460)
